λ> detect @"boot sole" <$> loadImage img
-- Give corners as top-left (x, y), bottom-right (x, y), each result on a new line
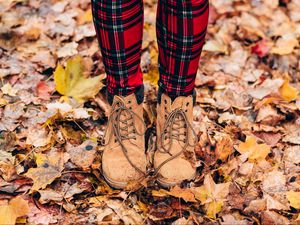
top-left (157, 171), bottom-right (196, 188)
top-left (102, 171), bottom-right (127, 189)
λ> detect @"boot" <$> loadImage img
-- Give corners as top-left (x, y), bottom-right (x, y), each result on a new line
top-left (102, 93), bottom-right (147, 189)
top-left (154, 93), bottom-right (197, 187)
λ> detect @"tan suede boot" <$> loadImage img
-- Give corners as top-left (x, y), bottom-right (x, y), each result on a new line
top-left (154, 93), bottom-right (197, 187)
top-left (102, 93), bottom-right (147, 189)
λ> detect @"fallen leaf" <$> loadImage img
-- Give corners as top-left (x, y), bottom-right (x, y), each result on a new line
top-left (192, 174), bottom-right (230, 218)
top-left (25, 151), bottom-right (69, 191)
top-left (248, 79), bottom-right (284, 100)
top-left (271, 34), bottom-right (298, 55)
top-left (153, 186), bottom-right (197, 203)
top-left (66, 140), bottom-right (97, 170)
top-left (1, 83), bottom-right (17, 96)
top-left (54, 56), bottom-right (104, 102)
top-left (287, 191), bottom-right (300, 209)
top-left (251, 40), bottom-right (271, 57)
top-left (0, 196), bottom-right (29, 225)
top-left (215, 135), bottom-right (233, 161)
top-left (36, 81), bottom-right (53, 100)
top-left (279, 79), bottom-right (299, 102)
top-left (236, 136), bottom-right (271, 161)
top-left (57, 42), bottom-right (78, 58)
top-left (77, 9), bottom-right (93, 25)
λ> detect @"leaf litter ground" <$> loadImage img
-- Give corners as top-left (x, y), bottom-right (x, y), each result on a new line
top-left (0, 0), bottom-right (300, 224)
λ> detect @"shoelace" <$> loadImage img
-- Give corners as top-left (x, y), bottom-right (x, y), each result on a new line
top-left (102, 100), bottom-right (146, 175)
top-left (154, 108), bottom-right (197, 174)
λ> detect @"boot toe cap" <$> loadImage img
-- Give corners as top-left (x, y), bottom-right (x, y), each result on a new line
top-left (102, 146), bottom-right (146, 188)
top-left (155, 154), bottom-right (196, 187)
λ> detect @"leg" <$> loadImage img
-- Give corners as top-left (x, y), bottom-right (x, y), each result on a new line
top-left (156, 0), bottom-right (209, 99)
top-left (154, 0), bottom-right (209, 186)
top-left (92, 0), bottom-right (147, 189)
top-left (91, 0), bottom-right (144, 104)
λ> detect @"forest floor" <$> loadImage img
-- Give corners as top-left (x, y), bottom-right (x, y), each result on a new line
top-left (0, 0), bottom-right (300, 224)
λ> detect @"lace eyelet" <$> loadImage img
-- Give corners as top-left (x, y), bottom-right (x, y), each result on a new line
top-left (164, 99), bottom-right (167, 104)
top-left (185, 109), bottom-right (187, 112)
top-left (186, 102), bottom-right (190, 106)
top-left (128, 100), bottom-right (131, 104)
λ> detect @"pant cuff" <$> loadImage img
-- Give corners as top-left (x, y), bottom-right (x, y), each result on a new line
top-left (107, 85), bottom-right (144, 105)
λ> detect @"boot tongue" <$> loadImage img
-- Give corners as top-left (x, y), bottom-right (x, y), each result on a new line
top-left (170, 96), bottom-right (186, 110)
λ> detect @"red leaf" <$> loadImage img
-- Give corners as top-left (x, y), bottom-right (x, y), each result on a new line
top-left (36, 81), bottom-right (53, 100)
top-left (251, 40), bottom-right (270, 58)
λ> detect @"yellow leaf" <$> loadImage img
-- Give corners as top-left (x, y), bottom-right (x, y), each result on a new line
top-left (280, 79), bottom-right (299, 102)
top-left (54, 56), bottom-right (104, 102)
top-left (25, 152), bottom-right (68, 191)
top-left (192, 174), bottom-right (230, 218)
top-left (1, 83), bottom-right (17, 96)
top-left (205, 201), bottom-right (223, 219)
top-left (77, 9), bottom-right (93, 25)
top-left (236, 136), bottom-right (270, 161)
top-left (192, 186), bottom-right (208, 203)
top-left (0, 196), bottom-right (29, 225)
top-left (287, 191), bottom-right (300, 209)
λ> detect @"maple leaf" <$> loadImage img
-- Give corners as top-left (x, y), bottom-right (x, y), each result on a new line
top-left (0, 196), bottom-right (29, 225)
top-left (287, 191), bottom-right (300, 209)
top-left (54, 56), bottom-right (104, 102)
top-left (25, 152), bottom-right (69, 191)
top-left (192, 174), bottom-right (230, 218)
top-left (236, 136), bottom-right (270, 161)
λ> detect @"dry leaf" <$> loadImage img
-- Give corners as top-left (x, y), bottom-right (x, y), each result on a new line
top-left (153, 186), bottom-right (197, 203)
top-left (25, 152), bottom-right (69, 191)
top-left (287, 191), bottom-right (300, 209)
top-left (54, 56), bottom-right (104, 102)
top-left (192, 174), bottom-right (230, 218)
top-left (236, 136), bottom-right (271, 161)
top-left (279, 79), bottom-right (299, 102)
top-left (0, 196), bottom-right (29, 225)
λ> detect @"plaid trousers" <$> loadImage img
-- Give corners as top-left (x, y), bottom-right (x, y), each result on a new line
top-left (91, 0), bottom-right (209, 100)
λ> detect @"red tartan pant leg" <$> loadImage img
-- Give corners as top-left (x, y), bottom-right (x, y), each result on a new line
top-left (91, 0), bottom-right (144, 99)
top-left (156, 0), bottom-right (209, 98)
